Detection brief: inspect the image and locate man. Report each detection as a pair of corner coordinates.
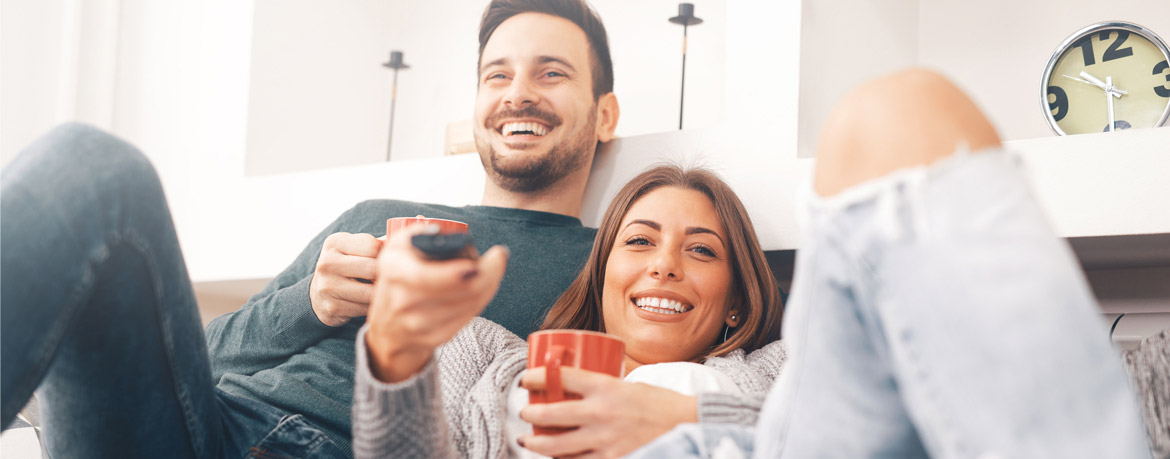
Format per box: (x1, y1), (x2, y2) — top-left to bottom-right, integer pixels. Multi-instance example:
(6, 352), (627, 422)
(0, 0), (617, 456)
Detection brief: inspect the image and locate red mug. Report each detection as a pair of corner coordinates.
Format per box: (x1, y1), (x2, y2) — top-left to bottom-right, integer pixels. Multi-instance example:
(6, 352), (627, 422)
(386, 216), (468, 237)
(526, 330), (625, 435)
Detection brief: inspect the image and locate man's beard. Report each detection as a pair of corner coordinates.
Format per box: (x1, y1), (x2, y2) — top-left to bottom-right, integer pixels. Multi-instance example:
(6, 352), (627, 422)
(476, 106), (597, 193)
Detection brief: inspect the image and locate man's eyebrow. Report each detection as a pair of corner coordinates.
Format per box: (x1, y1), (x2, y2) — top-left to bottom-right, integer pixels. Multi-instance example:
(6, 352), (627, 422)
(481, 57), (509, 73)
(536, 55), (576, 73)
(686, 226), (725, 245)
(480, 56), (575, 74)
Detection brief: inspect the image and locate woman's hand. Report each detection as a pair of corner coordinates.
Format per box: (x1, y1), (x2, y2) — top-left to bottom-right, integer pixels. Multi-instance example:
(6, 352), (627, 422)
(364, 224), (509, 383)
(518, 367), (698, 458)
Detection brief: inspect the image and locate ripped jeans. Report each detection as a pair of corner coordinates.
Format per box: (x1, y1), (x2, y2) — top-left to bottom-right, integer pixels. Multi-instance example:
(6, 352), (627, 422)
(629, 150), (1148, 458)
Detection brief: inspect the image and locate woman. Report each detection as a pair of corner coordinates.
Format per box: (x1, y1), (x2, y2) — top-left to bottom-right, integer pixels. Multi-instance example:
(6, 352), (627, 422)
(354, 165), (786, 458)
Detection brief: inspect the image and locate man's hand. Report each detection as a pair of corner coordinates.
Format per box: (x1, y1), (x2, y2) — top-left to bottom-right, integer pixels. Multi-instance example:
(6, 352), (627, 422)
(364, 224), (509, 383)
(310, 232), (383, 327)
(517, 367), (698, 458)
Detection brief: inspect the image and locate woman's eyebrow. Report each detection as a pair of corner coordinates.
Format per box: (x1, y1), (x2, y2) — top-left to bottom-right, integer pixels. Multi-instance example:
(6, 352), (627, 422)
(686, 226), (725, 245)
(626, 219), (660, 231)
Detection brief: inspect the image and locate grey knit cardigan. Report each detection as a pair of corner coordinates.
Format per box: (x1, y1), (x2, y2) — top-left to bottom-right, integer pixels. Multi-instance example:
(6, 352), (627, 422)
(352, 317), (787, 458)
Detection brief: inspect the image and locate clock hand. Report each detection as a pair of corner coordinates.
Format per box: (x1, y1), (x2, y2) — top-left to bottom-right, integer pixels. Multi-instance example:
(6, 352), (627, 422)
(1106, 76), (1116, 132)
(1079, 70), (1129, 96)
(1062, 74), (1125, 98)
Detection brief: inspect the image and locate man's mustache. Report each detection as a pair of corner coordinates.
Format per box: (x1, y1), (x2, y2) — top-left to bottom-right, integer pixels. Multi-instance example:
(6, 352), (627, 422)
(484, 106), (562, 130)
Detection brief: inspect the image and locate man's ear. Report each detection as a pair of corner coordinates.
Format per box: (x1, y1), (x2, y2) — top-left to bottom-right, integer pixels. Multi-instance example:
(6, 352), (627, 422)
(594, 92), (620, 143)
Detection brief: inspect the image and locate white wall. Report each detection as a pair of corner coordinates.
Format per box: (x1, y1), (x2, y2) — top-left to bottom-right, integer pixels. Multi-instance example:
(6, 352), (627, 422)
(2, 0), (68, 165)
(2, 0), (122, 166)
(244, 0), (728, 175)
(918, 0), (1170, 142)
(5, 0), (1169, 287)
(797, 0), (919, 158)
(794, 0), (1170, 157)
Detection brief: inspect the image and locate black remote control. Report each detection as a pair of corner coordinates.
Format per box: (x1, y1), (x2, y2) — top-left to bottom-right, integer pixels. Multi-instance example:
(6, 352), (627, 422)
(411, 233), (476, 260)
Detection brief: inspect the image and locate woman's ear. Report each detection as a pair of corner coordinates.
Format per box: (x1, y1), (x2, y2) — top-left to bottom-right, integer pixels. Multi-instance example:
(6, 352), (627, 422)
(725, 308), (741, 328)
(725, 290), (743, 328)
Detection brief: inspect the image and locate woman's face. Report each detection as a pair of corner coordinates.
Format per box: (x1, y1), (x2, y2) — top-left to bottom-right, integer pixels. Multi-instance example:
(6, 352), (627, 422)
(601, 186), (737, 370)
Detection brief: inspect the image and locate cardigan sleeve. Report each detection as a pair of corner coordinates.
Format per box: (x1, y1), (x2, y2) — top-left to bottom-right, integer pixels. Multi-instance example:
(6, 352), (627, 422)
(352, 318), (528, 459)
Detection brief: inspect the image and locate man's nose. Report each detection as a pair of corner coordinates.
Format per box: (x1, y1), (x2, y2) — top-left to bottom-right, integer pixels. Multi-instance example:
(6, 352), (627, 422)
(503, 75), (540, 107)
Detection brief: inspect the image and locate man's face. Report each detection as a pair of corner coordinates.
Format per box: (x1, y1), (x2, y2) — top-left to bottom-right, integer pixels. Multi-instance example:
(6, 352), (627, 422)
(474, 13), (602, 193)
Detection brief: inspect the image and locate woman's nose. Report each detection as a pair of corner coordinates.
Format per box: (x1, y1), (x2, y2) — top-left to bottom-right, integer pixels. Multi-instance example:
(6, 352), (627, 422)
(649, 251), (683, 281)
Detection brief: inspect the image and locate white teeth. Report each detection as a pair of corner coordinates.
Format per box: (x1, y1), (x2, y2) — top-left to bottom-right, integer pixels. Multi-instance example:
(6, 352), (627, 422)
(501, 122), (548, 137)
(634, 297), (688, 314)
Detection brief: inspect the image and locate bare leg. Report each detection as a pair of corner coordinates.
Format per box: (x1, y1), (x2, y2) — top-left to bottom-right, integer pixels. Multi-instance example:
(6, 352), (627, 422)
(770, 69), (1149, 457)
(813, 68), (1000, 197)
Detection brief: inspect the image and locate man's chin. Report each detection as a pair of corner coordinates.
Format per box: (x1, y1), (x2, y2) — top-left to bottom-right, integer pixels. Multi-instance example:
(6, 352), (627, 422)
(494, 137), (550, 153)
(489, 144), (553, 167)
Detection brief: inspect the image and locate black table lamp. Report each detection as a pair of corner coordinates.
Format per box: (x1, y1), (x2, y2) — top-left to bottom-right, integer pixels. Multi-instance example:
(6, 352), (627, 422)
(669, 3), (702, 130)
(382, 50), (410, 161)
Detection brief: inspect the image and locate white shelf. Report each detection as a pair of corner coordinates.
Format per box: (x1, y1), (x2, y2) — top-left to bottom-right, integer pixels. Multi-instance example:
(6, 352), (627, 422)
(797, 0), (1170, 157)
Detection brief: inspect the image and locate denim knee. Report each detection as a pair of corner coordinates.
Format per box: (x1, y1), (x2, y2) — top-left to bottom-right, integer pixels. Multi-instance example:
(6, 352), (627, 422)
(6, 123), (164, 210)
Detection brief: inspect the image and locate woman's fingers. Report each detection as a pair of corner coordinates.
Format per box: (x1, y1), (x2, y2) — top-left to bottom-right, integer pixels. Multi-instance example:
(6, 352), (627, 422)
(521, 367), (612, 394)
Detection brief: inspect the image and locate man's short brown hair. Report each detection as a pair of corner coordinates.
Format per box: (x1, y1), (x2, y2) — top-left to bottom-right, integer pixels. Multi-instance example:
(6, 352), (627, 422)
(478, 0), (614, 100)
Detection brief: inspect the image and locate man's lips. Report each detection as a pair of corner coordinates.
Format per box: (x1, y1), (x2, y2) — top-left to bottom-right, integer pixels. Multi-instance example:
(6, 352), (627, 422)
(497, 120), (552, 138)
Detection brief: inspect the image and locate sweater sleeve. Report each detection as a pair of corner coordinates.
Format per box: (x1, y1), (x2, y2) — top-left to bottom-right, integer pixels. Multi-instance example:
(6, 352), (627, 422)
(353, 326), (455, 459)
(204, 207), (351, 381)
(1121, 330), (1169, 458)
(352, 318), (528, 459)
(698, 339), (788, 425)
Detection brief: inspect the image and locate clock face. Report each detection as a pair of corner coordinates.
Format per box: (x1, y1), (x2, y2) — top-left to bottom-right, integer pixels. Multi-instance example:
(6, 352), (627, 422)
(1042, 22), (1170, 135)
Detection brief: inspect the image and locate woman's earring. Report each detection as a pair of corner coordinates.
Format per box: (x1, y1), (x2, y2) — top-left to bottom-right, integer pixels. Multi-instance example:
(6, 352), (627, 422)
(723, 314), (739, 342)
(723, 314), (740, 342)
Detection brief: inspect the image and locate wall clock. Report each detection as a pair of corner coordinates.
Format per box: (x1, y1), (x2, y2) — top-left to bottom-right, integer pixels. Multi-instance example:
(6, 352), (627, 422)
(1041, 21), (1170, 135)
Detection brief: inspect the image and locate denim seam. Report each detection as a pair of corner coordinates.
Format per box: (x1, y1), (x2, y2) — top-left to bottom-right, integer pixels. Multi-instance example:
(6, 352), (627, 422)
(773, 245), (822, 457)
(249, 414), (327, 457)
(885, 291), (967, 457)
(123, 228), (210, 458)
(862, 204), (968, 458)
(4, 239), (104, 423)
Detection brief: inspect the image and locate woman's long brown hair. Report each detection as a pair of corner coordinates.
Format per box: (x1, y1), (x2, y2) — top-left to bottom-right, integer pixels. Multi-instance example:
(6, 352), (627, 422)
(539, 165), (783, 357)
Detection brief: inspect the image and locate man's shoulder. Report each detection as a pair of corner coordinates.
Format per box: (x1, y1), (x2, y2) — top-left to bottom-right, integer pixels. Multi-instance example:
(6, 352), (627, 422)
(322, 200), (466, 235)
(344, 199), (466, 220)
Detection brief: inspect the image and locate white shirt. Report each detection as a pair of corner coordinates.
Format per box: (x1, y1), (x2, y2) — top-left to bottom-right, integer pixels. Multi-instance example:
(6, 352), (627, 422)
(505, 362), (742, 458)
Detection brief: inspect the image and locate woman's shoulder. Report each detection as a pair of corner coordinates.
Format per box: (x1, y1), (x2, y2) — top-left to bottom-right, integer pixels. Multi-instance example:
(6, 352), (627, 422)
(706, 339), (788, 366)
(701, 340), (788, 396)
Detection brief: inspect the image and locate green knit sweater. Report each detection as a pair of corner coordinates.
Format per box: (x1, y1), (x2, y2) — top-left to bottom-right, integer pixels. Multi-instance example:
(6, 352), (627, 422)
(204, 200), (597, 455)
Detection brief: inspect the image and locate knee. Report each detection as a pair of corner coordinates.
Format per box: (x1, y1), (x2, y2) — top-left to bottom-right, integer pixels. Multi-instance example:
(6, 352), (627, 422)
(40, 123), (153, 174)
(6, 123), (162, 203)
(813, 68), (1001, 196)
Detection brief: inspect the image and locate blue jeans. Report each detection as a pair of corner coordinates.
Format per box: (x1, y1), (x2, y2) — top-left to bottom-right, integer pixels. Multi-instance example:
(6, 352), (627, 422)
(629, 150), (1149, 458)
(1, 124), (344, 458)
